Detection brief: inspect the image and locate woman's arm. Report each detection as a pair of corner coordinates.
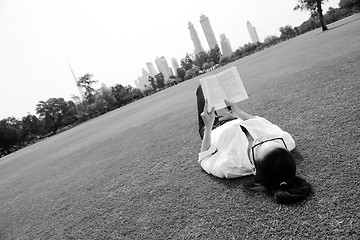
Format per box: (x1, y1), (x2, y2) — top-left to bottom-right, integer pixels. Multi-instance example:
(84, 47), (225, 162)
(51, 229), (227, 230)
(224, 100), (254, 121)
(201, 126), (212, 152)
(200, 100), (216, 152)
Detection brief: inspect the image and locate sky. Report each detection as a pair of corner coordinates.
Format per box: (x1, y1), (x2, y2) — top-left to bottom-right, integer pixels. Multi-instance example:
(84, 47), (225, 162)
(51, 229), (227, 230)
(0, 0), (340, 119)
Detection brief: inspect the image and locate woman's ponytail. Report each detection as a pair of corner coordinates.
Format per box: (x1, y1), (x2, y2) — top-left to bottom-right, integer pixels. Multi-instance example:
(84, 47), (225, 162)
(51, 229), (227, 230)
(274, 176), (312, 204)
(255, 148), (312, 204)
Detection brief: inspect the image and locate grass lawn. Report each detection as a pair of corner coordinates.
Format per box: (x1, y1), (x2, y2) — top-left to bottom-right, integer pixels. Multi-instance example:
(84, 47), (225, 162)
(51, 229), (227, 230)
(1, 14), (359, 239)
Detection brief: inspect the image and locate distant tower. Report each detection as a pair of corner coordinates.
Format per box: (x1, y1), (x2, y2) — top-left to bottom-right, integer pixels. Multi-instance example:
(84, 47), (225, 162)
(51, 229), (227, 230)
(188, 22), (204, 55)
(200, 14), (218, 50)
(219, 34), (233, 57)
(171, 58), (180, 76)
(155, 56), (172, 80)
(134, 78), (140, 89)
(134, 68), (151, 91)
(146, 62), (158, 77)
(67, 61), (85, 101)
(246, 21), (260, 43)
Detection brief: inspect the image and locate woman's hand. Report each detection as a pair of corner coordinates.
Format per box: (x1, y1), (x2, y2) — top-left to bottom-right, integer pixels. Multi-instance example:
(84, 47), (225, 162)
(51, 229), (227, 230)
(224, 100), (254, 120)
(224, 100), (241, 116)
(201, 99), (215, 129)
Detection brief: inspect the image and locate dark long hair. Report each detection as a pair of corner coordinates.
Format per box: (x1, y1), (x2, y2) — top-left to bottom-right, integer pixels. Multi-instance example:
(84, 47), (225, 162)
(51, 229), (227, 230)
(254, 148), (312, 204)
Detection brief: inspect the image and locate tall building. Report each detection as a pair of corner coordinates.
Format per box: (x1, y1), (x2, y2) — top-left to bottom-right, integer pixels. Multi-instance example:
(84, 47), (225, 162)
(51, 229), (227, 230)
(134, 68), (151, 91)
(219, 34), (233, 57)
(169, 67), (174, 77)
(171, 58), (180, 76)
(200, 14), (218, 50)
(134, 78), (140, 89)
(67, 61), (85, 101)
(188, 22), (204, 55)
(155, 56), (172, 80)
(146, 62), (158, 77)
(246, 21), (260, 43)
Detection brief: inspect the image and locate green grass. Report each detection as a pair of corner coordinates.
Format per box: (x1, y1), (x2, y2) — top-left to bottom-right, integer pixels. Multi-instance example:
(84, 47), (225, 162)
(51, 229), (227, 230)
(1, 14), (360, 239)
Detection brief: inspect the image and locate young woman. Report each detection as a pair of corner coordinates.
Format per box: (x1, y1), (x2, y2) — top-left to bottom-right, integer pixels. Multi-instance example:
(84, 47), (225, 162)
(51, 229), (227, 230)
(196, 85), (311, 204)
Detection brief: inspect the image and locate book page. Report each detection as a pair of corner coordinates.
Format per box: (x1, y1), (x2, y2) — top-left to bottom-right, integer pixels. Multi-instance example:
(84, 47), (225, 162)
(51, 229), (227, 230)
(216, 66), (248, 103)
(200, 76), (226, 112)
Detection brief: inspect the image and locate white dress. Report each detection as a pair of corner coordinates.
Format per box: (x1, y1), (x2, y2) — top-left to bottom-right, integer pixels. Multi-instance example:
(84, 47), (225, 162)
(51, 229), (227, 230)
(198, 116), (296, 178)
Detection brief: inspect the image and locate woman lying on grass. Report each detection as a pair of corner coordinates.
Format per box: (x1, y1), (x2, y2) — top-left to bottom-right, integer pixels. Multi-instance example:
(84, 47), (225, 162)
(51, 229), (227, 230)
(196, 86), (311, 204)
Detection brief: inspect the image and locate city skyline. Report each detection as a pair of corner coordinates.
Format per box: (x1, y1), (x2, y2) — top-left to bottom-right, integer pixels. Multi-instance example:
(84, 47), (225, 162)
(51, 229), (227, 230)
(0, 0), (341, 119)
(155, 56), (172, 81)
(134, 68), (151, 91)
(138, 14), (253, 87)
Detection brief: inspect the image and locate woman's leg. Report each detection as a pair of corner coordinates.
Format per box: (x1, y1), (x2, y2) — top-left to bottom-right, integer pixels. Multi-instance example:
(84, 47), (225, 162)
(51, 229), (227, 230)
(196, 85), (206, 139)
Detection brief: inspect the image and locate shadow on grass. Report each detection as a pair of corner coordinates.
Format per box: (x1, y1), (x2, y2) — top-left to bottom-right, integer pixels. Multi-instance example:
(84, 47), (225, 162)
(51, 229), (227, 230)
(314, 14), (360, 35)
(291, 148), (305, 166)
(209, 174), (255, 188)
(203, 148), (304, 188)
(328, 14), (360, 31)
(200, 148), (307, 202)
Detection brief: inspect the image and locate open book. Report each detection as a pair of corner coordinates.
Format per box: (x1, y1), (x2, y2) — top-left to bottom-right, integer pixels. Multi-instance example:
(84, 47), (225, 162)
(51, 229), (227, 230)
(200, 66), (248, 112)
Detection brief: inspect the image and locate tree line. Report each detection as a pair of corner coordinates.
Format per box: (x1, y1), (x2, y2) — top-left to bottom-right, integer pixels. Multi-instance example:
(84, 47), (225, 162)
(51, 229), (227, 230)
(179, 1), (358, 80)
(0, 0), (358, 157)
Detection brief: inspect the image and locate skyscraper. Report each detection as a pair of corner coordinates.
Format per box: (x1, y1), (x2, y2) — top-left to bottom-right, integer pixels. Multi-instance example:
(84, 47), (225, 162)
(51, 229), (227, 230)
(155, 56), (172, 80)
(219, 34), (233, 57)
(246, 21), (260, 43)
(200, 14), (218, 50)
(134, 68), (151, 91)
(188, 22), (204, 55)
(67, 61), (85, 101)
(146, 62), (158, 77)
(171, 58), (180, 76)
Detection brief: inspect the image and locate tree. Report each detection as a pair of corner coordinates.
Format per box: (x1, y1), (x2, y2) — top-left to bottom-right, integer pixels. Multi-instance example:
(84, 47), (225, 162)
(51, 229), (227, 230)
(63, 100), (78, 125)
(154, 73), (165, 89)
(77, 73), (98, 104)
(166, 75), (176, 86)
(298, 17), (319, 33)
(279, 25), (297, 39)
(36, 98), (74, 135)
(241, 42), (259, 55)
(202, 62), (211, 70)
(176, 68), (186, 81)
(142, 88), (153, 96)
(209, 45), (221, 64)
(111, 84), (130, 107)
(86, 103), (98, 117)
(219, 56), (230, 66)
(184, 66), (199, 80)
(294, 0), (328, 31)
(93, 97), (108, 115)
(148, 76), (157, 90)
(70, 95), (88, 122)
(324, 7), (345, 24)
(131, 88), (144, 100)
(180, 54), (194, 71)
(231, 48), (245, 60)
(194, 51), (209, 69)
(22, 114), (42, 141)
(0, 117), (22, 154)
(263, 35), (280, 46)
(125, 85), (133, 93)
(339, 0), (360, 11)
(98, 85), (117, 110)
